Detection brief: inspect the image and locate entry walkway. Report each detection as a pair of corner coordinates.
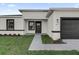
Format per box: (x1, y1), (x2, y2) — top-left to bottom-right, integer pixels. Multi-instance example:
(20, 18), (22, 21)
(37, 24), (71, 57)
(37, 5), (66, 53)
(29, 34), (44, 50)
(29, 34), (79, 50)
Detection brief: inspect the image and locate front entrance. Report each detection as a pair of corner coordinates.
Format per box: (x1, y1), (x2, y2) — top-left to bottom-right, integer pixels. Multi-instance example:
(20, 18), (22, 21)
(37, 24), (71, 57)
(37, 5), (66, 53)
(35, 21), (41, 33)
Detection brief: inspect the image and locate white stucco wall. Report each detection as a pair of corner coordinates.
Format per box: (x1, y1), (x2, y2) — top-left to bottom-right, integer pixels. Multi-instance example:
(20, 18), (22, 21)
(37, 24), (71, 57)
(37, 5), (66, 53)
(0, 11), (48, 35)
(48, 10), (79, 40)
(22, 12), (48, 19)
(47, 13), (54, 38)
(53, 10), (79, 31)
(0, 17), (24, 35)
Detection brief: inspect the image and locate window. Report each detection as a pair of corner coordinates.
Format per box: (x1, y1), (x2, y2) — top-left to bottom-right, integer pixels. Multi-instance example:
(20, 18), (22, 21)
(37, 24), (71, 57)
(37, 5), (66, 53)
(28, 21), (35, 30)
(6, 19), (14, 30)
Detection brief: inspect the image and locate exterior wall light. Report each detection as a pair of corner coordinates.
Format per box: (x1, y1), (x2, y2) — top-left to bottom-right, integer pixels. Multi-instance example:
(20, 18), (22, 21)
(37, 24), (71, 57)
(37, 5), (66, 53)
(57, 19), (59, 23)
(56, 19), (59, 25)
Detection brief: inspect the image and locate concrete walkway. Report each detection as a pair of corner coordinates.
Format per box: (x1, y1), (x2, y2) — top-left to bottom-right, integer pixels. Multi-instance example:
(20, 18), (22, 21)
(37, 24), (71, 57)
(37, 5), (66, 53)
(29, 34), (79, 50)
(29, 34), (44, 50)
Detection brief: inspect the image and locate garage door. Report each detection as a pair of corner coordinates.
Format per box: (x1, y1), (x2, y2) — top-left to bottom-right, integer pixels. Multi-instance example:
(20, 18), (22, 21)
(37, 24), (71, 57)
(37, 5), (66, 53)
(61, 18), (79, 39)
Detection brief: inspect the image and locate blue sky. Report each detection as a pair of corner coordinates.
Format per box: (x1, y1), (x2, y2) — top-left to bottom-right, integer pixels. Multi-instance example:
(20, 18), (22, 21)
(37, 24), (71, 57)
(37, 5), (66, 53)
(0, 3), (79, 15)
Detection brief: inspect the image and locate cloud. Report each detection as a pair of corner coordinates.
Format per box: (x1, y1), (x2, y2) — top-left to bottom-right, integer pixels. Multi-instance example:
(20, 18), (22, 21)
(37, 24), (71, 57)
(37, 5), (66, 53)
(0, 3), (19, 15)
(0, 3), (16, 7)
(0, 3), (6, 6)
(7, 4), (16, 7)
(0, 9), (21, 15)
(74, 4), (79, 8)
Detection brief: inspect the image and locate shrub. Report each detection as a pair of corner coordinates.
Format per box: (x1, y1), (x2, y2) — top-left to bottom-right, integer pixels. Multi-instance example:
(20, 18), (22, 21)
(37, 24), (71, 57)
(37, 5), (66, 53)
(4, 34), (7, 36)
(13, 34), (17, 36)
(0, 34), (2, 36)
(18, 34), (20, 36)
(9, 34), (11, 36)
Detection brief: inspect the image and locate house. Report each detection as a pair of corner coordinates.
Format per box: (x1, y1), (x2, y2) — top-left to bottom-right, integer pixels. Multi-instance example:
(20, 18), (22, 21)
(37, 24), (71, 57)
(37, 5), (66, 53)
(1, 8), (79, 41)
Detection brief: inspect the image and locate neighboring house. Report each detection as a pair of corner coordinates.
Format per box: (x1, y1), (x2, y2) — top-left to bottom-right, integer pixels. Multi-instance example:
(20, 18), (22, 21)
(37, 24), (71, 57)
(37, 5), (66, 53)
(1, 8), (79, 41)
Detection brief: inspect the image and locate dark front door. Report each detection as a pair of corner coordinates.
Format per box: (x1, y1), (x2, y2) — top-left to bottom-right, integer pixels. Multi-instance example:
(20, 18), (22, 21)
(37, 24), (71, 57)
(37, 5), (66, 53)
(61, 18), (79, 39)
(35, 21), (41, 33)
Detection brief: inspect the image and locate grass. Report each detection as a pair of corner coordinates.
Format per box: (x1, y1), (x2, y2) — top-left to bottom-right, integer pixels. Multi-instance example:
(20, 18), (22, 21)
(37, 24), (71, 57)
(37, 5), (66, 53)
(41, 35), (53, 44)
(27, 50), (79, 55)
(0, 35), (34, 55)
(0, 35), (79, 55)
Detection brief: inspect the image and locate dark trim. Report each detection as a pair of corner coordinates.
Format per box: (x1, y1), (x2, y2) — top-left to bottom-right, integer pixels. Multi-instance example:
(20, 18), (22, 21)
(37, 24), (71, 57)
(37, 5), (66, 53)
(61, 17), (79, 19)
(0, 15), (22, 16)
(0, 15), (22, 18)
(19, 9), (48, 12)
(60, 17), (62, 40)
(52, 31), (60, 33)
(0, 30), (24, 31)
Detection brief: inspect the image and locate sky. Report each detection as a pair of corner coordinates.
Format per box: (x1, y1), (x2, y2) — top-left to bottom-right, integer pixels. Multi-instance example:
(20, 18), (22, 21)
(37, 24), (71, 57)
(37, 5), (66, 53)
(0, 3), (79, 15)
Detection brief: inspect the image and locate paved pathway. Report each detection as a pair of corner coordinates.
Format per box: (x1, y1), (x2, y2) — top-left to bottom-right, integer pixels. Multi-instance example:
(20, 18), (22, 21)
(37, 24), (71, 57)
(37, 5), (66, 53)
(29, 34), (44, 50)
(29, 34), (79, 50)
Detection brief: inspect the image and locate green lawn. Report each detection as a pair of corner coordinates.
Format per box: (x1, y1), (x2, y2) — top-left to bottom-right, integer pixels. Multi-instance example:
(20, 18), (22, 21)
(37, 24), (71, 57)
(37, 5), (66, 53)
(0, 35), (34, 55)
(27, 50), (79, 55)
(41, 35), (53, 44)
(0, 35), (79, 55)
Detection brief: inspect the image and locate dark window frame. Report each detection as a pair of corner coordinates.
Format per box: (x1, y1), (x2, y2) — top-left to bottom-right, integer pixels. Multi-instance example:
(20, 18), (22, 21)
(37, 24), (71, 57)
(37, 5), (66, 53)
(6, 19), (14, 31)
(28, 21), (35, 30)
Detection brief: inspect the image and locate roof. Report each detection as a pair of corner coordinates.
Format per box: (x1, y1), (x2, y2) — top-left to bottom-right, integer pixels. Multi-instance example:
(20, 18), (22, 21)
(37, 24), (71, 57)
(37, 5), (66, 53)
(0, 15), (22, 18)
(19, 9), (48, 12)
(1, 8), (79, 18)
(50, 8), (79, 11)
(46, 8), (79, 18)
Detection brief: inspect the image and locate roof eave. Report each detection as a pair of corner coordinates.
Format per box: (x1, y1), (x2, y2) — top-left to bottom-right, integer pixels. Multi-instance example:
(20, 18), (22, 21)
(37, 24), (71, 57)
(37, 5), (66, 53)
(0, 15), (22, 18)
(19, 9), (48, 12)
(50, 8), (79, 11)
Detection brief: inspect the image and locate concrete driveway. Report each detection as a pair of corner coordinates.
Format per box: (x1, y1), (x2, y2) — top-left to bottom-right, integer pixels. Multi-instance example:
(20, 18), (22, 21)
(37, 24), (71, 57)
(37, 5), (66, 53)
(42, 39), (79, 50)
(29, 34), (79, 50)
